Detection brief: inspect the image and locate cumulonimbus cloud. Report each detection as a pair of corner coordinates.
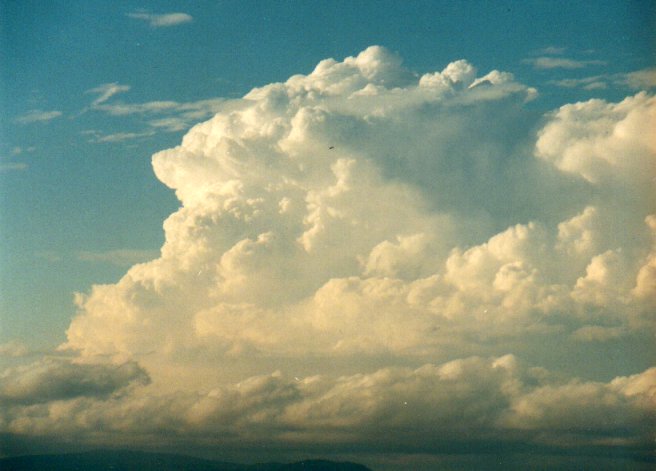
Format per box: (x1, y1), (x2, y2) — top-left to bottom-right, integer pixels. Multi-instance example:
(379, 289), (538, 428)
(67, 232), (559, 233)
(4, 46), (655, 462)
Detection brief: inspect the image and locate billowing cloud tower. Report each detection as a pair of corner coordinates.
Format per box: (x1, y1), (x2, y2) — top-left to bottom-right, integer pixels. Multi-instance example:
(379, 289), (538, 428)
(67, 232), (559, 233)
(4, 47), (655, 462)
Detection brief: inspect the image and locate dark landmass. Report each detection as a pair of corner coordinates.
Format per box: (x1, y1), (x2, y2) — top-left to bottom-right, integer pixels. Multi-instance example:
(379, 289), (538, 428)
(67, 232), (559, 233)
(0, 449), (373, 471)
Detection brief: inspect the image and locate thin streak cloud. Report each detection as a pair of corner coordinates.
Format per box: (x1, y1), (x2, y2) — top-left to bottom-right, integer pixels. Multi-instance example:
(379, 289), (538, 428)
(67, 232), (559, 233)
(524, 57), (606, 70)
(127, 11), (193, 28)
(86, 83), (131, 106)
(15, 109), (62, 124)
(0, 162), (28, 172)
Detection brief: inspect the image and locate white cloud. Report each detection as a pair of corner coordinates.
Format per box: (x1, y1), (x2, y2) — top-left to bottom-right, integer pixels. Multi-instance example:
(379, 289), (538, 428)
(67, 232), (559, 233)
(624, 68), (656, 89)
(524, 57), (606, 69)
(61, 46), (654, 364)
(551, 76), (608, 90)
(534, 46), (567, 55)
(6, 46), (656, 462)
(535, 92), (656, 186)
(550, 68), (656, 91)
(93, 100), (179, 115)
(128, 11), (193, 27)
(94, 97), (225, 118)
(86, 82), (131, 106)
(86, 95), (226, 139)
(94, 131), (155, 143)
(15, 109), (62, 124)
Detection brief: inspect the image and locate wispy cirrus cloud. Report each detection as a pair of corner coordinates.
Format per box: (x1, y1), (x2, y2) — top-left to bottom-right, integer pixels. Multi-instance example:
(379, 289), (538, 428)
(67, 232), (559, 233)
(523, 56), (606, 70)
(84, 89), (227, 138)
(550, 68), (656, 91)
(86, 82), (131, 106)
(15, 109), (62, 124)
(127, 11), (193, 27)
(93, 100), (179, 116)
(0, 162), (28, 172)
(82, 130), (156, 143)
(93, 98), (225, 118)
(624, 68), (656, 89)
(550, 75), (608, 90)
(534, 46), (567, 55)
(10, 146), (36, 156)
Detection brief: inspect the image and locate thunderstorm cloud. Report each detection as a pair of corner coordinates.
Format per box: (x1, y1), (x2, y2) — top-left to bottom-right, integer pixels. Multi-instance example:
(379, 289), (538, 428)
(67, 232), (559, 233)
(3, 46), (654, 462)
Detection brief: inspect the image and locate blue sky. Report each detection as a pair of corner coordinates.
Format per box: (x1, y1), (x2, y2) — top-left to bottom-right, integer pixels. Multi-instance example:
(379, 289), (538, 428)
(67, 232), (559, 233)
(1, 1), (655, 468)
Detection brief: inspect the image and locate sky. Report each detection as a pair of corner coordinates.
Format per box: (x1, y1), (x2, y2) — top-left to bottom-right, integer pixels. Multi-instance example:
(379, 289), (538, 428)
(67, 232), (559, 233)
(0, 1), (655, 469)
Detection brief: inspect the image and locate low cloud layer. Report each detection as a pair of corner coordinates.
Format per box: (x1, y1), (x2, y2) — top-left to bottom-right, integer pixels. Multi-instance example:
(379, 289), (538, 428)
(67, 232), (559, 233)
(3, 46), (654, 463)
(1, 356), (653, 459)
(0, 358), (149, 405)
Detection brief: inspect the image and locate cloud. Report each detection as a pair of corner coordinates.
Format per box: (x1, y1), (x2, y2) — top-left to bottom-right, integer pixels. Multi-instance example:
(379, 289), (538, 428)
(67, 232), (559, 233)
(10, 146), (35, 156)
(624, 68), (656, 89)
(550, 68), (656, 91)
(0, 162), (28, 172)
(15, 109), (62, 124)
(551, 76), (608, 90)
(64, 46), (654, 365)
(0, 340), (31, 358)
(94, 97), (225, 118)
(93, 131), (155, 143)
(85, 93), (226, 139)
(1, 356), (653, 460)
(534, 46), (567, 55)
(86, 82), (131, 106)
(5, 46), (655, 463)
(0, 358), (149, 405)
(524, 57), (606, 69)
(535, 92), (655, 187)
(127, 11), (193, 27)
(92, 100), (179, 115)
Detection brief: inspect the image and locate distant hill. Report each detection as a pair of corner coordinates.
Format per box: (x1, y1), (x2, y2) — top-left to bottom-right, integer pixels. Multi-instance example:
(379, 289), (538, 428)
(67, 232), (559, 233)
(0, 450), (373, 471)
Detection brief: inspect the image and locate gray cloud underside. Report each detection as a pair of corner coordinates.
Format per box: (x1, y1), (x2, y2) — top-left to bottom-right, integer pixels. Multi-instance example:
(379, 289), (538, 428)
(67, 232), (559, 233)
(1, 356), (653, 459)
(0, 358), (149, 405)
